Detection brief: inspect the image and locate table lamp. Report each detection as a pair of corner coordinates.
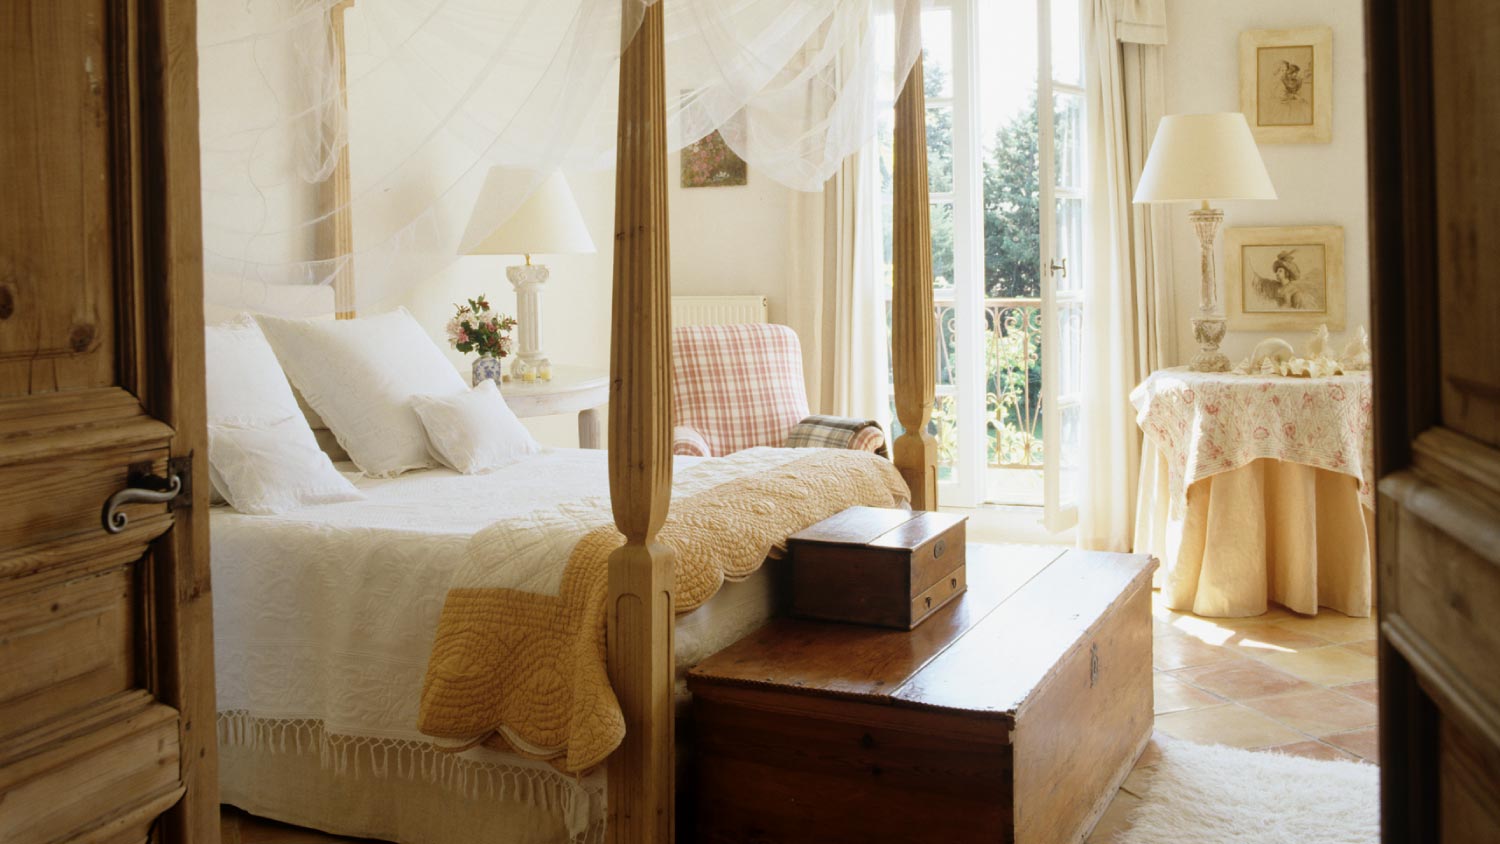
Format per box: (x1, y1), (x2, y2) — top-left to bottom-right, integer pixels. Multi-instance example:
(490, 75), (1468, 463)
(1134, 113), (1276, 372)
(461, 169), (596, 379)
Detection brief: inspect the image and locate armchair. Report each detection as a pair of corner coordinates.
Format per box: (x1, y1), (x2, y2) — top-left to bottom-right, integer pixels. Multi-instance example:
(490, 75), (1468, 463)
(670, 324), (887, 458)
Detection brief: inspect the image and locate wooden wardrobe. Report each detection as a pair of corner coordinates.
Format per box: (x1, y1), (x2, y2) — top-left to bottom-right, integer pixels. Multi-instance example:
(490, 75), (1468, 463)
(1366, 0), (1500, 840)
(0, 1), (217, 842)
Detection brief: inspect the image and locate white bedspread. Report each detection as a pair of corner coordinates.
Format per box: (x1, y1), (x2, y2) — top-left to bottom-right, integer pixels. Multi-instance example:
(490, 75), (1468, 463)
(211, 447), (801, 744)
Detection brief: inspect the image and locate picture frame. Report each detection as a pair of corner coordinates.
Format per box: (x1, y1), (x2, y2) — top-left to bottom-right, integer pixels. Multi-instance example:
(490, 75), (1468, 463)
(1239, 27), (1333, 144)
(680, 101), (748, 188)
(1224, 225), (1346, 331)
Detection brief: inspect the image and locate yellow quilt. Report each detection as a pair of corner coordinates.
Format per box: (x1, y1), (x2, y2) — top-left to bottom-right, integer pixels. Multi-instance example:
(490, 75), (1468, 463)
(417, 448), (908, 773)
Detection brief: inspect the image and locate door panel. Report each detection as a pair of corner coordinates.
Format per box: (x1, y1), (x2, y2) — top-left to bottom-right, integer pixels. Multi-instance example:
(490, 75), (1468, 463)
(1368, 0), (1500, 839)
(1432, 0), (1500, 449)
(0, 1), (118, 396)
(0, 0), (215, 841)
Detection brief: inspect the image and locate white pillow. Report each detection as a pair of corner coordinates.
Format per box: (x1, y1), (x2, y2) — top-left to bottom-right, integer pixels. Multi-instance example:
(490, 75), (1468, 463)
(411, 379), (541, 474)
(205, 315), (302, 426)
(208, 419), (363, 515)
(256, 308), (468, 477)
(204, 317), (362, 513)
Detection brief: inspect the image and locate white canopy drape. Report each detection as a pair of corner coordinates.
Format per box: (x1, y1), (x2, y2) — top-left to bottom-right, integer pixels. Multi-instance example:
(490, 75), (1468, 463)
(197, 0), (920, 314)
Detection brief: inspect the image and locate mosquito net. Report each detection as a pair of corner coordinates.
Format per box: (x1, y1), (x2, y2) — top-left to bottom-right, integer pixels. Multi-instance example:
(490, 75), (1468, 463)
(198, 0), (921, 314)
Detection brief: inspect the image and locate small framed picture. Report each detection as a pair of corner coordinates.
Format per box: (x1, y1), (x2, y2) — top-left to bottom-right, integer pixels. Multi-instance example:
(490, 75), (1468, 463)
(1225, 226), (1346, 331)
(681, 98), (748, 188)
(1239, 27), (1333, 144)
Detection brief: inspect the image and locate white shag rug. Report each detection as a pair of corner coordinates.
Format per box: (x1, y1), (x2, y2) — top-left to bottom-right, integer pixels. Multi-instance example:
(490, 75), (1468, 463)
(1117, 739), (1379, 844)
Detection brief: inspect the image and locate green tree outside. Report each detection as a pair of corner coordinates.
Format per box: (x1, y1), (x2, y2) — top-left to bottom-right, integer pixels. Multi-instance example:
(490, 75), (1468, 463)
(889, 58), (1048, 473)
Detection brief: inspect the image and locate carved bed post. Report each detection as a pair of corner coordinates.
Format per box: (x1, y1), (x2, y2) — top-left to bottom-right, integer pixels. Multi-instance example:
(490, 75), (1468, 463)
(605, 1), (675, 842)
(891, 8), (938, 510)
(321, 0), (356, 318)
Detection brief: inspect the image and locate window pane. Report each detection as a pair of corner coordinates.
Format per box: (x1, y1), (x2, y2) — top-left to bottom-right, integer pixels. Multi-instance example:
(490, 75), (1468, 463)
(1060, 302), (1082, 396)
(930, 201), (955, 290)
(927, 105), (954, 193)
(1053, 91), (1084, 193)
(1050, 0), (1082, 87)
(1055, 196), (1083, 293)
(921, 10), (954, 99)
(985, 302), (1043, 468)
(935, 299), (959, 387)
(1058, 401), (1080, 503)
(983, 96), (1041, 299)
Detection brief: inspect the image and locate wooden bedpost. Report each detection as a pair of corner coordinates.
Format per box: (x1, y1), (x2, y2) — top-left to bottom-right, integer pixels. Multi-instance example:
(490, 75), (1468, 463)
(321, 0), (357, 318)
(606, 2), (676, 842)
(891, 9), (938, 510)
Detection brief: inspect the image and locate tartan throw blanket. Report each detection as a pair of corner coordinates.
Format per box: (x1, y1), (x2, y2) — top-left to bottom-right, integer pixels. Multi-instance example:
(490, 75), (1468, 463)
(417, 448), (909, 773)
(785, 414), (888, 457)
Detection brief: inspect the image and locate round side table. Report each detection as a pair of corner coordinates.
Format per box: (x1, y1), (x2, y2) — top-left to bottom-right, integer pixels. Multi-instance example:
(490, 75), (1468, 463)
(498, 365), (609, 449)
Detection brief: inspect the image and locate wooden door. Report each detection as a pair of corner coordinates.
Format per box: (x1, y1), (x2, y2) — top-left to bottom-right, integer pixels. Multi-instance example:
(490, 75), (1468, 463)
(0, 1), (217, 842)
(1366, 0), (1500, 840)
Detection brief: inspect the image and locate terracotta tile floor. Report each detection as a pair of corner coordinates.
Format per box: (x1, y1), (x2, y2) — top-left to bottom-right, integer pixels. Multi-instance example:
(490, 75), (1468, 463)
(223, 590), (1380, 844)
(1086, 591), (1379, 844)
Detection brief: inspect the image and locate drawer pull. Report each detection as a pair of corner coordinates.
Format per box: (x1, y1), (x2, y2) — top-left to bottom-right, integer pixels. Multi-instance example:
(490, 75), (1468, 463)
(933, 539), (947, 559)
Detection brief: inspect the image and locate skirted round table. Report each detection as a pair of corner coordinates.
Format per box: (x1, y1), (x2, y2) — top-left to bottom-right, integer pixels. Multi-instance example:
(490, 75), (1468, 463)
(1130, 367), (1374, 618)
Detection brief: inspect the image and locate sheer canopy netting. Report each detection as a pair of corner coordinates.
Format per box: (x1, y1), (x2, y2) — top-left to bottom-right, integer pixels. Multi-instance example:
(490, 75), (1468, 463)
(198, 0), (920, 314)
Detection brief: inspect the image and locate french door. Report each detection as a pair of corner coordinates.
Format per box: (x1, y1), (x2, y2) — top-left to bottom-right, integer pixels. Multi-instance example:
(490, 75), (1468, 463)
(1036, 0), (1085, 531)
(880, 0), (1085, 528)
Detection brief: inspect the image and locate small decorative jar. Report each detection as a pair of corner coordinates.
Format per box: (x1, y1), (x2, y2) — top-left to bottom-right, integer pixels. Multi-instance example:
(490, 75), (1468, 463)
(471, 355), (505, 387)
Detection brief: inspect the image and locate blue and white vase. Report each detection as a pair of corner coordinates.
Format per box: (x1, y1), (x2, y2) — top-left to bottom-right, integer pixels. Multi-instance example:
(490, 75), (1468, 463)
(471, 356), (505, 386)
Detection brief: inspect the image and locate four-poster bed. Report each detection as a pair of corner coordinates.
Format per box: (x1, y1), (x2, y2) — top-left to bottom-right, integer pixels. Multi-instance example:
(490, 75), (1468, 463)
(602, 2), (939, 836)
(231, 1), (940, 840)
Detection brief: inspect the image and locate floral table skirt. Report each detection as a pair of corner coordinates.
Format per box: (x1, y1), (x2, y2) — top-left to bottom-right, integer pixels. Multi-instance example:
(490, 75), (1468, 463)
(1134, 442), (1373, 618)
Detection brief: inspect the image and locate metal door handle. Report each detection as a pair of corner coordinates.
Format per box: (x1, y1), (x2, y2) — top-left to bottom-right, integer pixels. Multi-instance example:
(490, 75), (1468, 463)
(1049, 257), (1067, 278)
(103, 470), (183, 534)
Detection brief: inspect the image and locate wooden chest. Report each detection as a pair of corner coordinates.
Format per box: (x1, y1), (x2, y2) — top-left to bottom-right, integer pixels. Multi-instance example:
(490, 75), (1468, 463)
(687, 545), (1157, 844)
(788, 507), (967, 629)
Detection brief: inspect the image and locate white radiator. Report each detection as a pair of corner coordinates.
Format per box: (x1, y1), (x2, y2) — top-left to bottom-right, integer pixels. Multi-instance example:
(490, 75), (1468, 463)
(670, 295), (769, 327)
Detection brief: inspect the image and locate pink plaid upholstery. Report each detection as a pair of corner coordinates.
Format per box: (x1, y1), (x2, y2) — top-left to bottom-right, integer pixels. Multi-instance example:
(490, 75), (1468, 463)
(671, 324), (811, 458)
(672, 425), (711, 458)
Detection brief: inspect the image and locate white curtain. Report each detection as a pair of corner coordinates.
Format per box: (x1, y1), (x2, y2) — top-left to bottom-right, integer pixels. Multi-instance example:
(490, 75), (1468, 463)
(1079, 0), (1173, 551)
(817, 144), (889, 427)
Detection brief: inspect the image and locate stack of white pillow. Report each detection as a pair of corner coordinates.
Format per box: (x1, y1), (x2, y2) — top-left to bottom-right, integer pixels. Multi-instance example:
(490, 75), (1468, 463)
(205, 307), (539, 514)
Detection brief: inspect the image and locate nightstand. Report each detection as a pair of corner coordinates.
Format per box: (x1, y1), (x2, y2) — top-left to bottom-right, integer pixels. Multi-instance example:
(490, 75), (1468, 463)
(498, 365), (609, 449)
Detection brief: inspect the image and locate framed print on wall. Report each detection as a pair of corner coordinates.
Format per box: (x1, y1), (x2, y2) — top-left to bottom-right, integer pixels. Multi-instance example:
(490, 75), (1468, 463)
(1239, 27), (1333, 143)
(1225, 225), (1346, 331)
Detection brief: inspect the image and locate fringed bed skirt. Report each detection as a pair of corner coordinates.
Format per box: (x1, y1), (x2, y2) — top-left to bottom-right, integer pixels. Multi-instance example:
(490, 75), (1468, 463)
(217, 712), (605, 844)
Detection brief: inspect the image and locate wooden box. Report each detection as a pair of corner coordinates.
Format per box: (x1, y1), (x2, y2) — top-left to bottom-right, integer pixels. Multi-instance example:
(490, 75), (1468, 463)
(788, 506), (967, 629)
(688, 545), (1157, 844)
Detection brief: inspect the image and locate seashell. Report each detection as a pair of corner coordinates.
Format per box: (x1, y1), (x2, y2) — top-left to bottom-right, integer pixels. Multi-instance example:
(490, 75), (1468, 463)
(1341, 326), (1371, 371)
(1304, 324), (1330, 359)
(1249, 338), (1295, 372)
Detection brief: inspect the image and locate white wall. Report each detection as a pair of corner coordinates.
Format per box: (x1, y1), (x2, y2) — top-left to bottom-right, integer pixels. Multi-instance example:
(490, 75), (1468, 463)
(1162, 0), (1370, 364)
(399, 155), (818, 446)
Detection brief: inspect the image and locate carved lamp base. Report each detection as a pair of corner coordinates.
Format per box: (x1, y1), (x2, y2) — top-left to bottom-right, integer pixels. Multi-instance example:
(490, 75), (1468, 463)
(1190, 315), (1231, 372)
(506, 261), (551, 378)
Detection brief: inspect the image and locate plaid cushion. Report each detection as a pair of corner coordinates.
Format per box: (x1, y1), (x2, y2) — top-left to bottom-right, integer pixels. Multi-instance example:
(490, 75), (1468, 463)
(785, 415), (889, 458)
(673, 425), (711, 457)
(671, 324), (811, 457)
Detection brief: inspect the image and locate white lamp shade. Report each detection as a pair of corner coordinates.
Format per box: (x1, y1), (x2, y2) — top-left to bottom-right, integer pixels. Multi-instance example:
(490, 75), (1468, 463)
(462, 169), (596, 256)
(1133, 113), (1277, 204)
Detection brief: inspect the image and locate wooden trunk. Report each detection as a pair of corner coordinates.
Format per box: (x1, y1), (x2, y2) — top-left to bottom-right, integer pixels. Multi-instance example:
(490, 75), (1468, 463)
(788, 507), (967, 629)
(688, 545), (1155, 844)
